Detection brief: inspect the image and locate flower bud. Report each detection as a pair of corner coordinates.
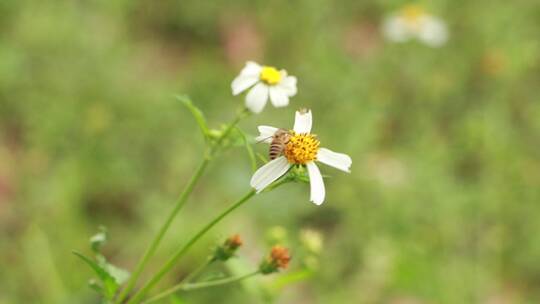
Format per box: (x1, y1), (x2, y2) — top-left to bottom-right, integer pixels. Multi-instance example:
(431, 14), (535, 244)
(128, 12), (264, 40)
(212, 234), (243, 262)
(259, 245), (291, 274)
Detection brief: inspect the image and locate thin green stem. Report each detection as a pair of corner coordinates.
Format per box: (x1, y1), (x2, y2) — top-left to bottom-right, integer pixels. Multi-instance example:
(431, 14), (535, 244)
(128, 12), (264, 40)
(181, 271), (259, 291)
(141, 259), (213, 304)
(210, 108), (249, 153)
(115, 158), (209, 303)
(143, 271), (260, 303)
(126, 190), (257, 304)
(181, 258), (213, 284)
(237, 127), (258, 172)
(115, 108), (248, 303)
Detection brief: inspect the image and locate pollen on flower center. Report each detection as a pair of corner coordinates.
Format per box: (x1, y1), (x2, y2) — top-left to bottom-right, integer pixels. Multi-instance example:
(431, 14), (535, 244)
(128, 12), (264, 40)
(260, 66), (282, 85)
(401, 5), (425, 25)
(284, 132), (320, 164)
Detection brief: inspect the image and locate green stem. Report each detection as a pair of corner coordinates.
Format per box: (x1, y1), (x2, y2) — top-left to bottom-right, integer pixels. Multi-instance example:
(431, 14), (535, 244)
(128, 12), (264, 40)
(143, 271), (259, 303)
(182, 258), (213, 284)
(115, 158), (209, 303)
(210, 108), (249, 152)
(141, 259), (213, 304)
(181, 271), (259, 291)
(115, 108), (247, 303)
(126, 190), (257, 304)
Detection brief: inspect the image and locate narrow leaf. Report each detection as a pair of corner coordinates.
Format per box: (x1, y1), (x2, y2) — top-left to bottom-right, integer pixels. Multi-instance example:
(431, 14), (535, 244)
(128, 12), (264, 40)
(72, 251), (110, 281)
(72, 251), (119, 299)
(176, 95), (209, 140)
(104, 263), (130, 285)
(96, 254), (131, 285)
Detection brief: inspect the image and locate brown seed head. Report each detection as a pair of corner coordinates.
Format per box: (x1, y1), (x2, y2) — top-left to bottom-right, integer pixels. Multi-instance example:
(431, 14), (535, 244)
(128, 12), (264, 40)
(226, 234), (243, 249)
(270, 245), (291, 269)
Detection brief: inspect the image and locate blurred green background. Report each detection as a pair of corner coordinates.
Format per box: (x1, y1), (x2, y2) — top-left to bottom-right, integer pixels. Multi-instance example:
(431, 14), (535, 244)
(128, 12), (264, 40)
(1, 1), (540, 303)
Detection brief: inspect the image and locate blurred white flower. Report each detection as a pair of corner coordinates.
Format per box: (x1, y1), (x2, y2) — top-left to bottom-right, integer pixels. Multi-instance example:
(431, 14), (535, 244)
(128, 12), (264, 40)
(250, 109), (352, 205)
(382, 5), (448, 47)
(231, 61), (297, 113)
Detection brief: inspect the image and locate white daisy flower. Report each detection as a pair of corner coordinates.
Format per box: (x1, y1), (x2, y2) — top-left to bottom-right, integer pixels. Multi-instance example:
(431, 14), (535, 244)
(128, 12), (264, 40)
(231, 61), (297, 113)
(250, 109), (352, 205)
(382, 5), (448, 47)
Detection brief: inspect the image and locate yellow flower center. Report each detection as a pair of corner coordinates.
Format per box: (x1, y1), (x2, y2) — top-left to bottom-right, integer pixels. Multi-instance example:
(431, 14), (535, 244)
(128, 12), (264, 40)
(284, 132), (320, 164)
(259, 66), (282, 85)
(401, 5), (425, 27)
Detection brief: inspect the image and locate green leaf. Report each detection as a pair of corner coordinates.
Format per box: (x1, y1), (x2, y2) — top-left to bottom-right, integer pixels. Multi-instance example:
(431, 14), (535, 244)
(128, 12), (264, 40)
(177, 95), (209, 140)
(72, 251), (119, 299)
(96, 254), (131, 285)
(73, 251), (111, 281)
(226, 127), (246, 147)
(88, 279), (103, 294)
(104, 262), (130, 285)
(211, 124), (243, 148)
(90, 226), (108, 253)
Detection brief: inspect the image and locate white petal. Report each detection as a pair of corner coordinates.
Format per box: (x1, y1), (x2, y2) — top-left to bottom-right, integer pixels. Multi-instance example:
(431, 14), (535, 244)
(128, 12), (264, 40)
(250, 156), (291, 193)
(269, 86), (289, 108)
(239, 61), (262, 77)
(382, 16), (411, 43)
(293, 109), (312, 134)
(245, 83), (269, 113)
(256, 125), (278, 143)
(231, 76), (259, 95)
(232, 62), (263, 95)
(317, 147), (352, 173)
(307, 162), (325, 205)
(278, 75), (297, 96)
(418, 16), (448, 47)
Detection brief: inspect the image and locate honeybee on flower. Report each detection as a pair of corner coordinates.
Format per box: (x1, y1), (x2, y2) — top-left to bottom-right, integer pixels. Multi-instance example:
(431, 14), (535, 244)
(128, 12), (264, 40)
(382, 4), (449, 47)
(231, 61), (297, 113)
(251, 109), (352, 205)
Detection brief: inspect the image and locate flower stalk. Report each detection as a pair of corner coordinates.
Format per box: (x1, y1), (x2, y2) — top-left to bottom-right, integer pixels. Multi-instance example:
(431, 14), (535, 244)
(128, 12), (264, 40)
(142, 271), (260, 304)
(115, 159), (209, 303)
(127, 178), (289, 303)
(126, 190), (256, 304)
(115, 107), (249, 304)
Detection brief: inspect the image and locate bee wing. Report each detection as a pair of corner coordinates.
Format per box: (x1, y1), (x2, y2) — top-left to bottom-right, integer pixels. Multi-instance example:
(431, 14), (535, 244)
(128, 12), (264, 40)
(256, 135), (274, 144)
(256, 126), (279, 143)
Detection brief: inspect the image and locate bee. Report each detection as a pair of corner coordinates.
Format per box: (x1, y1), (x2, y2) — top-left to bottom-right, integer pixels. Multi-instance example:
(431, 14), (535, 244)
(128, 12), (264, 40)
(268, 129), (292, 160)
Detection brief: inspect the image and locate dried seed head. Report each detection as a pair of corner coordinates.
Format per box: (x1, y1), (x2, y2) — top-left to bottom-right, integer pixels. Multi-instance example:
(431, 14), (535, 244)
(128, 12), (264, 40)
(212, 234), (243, 261)
(259, 245), (291, 274)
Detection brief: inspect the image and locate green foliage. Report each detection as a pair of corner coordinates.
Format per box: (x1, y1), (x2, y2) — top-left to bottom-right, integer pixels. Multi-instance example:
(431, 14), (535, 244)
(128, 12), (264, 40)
(177, 95), (210, 142)
(90, 226), (108, 253)
(73, 228), (130, 302)
(72, 251), (119, 302)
